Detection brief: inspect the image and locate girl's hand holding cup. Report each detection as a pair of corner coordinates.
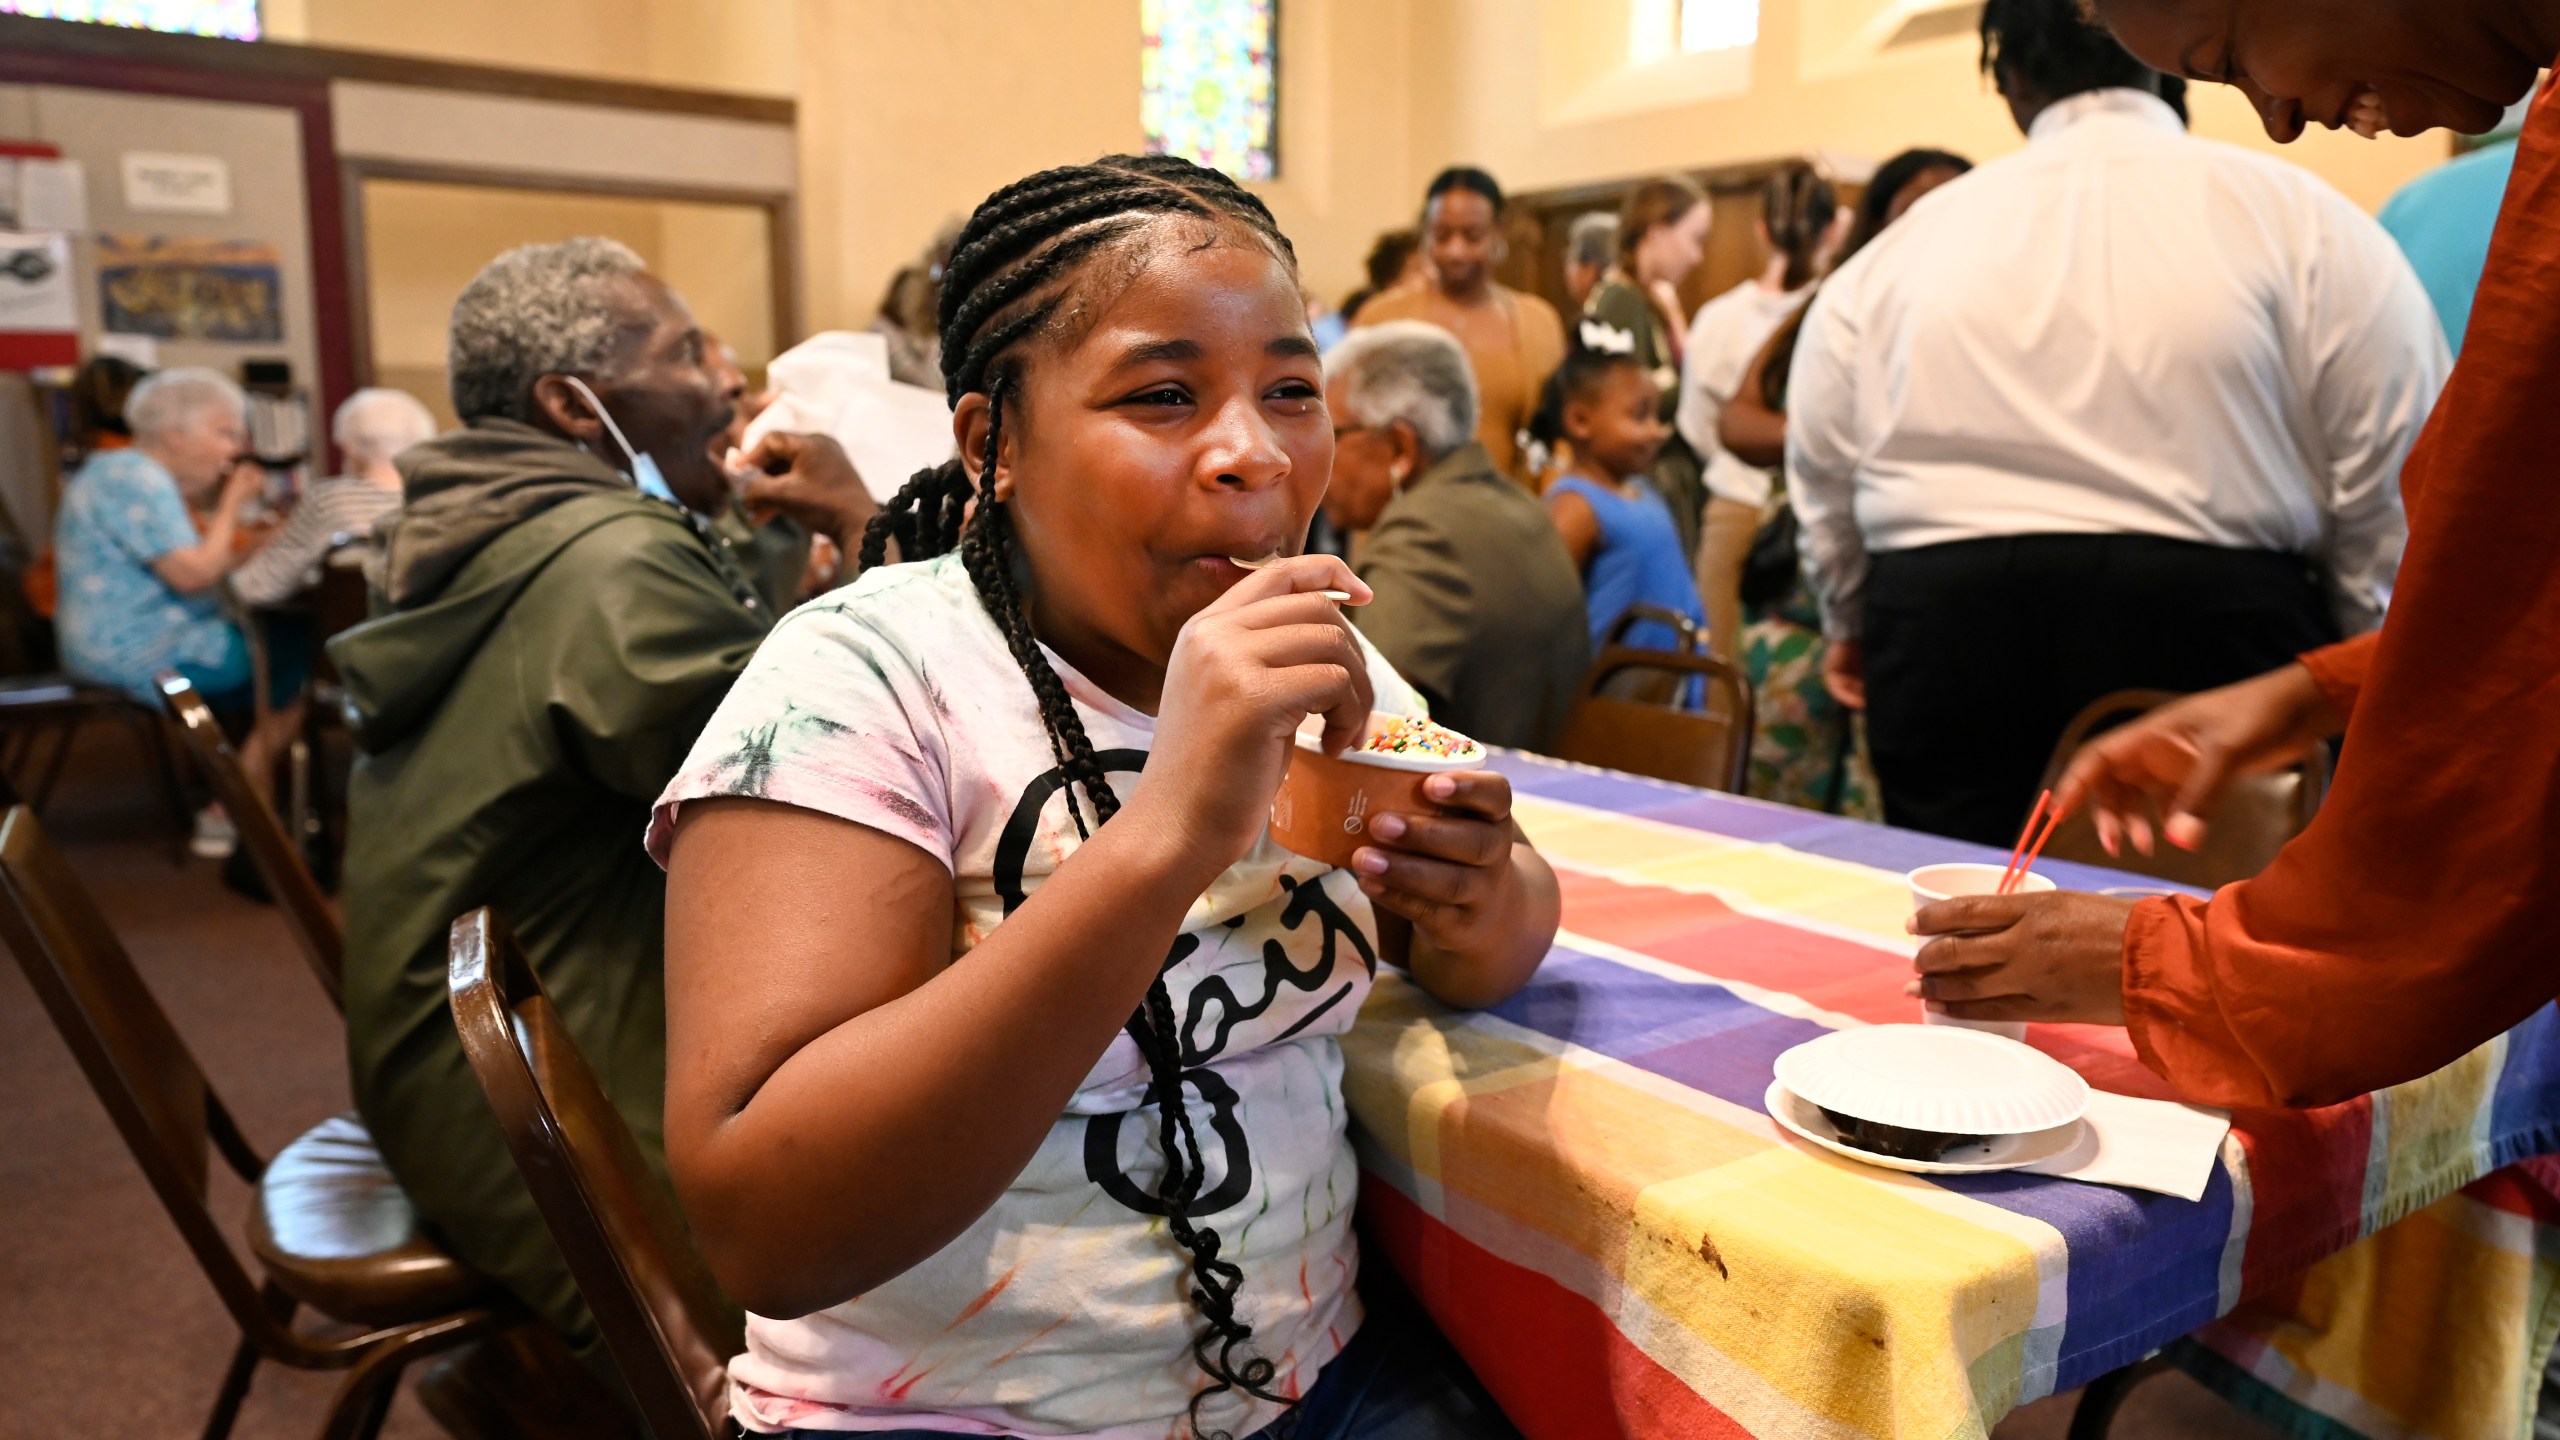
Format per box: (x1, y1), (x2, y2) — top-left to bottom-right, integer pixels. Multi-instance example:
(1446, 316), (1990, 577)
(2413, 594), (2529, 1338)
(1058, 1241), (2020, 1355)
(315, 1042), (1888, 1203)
(1139, 555), (1375, 880)
(1353, 769), (1526, 959)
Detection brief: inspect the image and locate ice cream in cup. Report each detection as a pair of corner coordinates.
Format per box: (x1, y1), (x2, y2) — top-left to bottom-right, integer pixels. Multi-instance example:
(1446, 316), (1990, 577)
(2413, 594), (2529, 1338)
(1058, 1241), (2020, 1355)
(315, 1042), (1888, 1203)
(1268, 712), (1485, 869)
(1905, 862), (2058, 1041)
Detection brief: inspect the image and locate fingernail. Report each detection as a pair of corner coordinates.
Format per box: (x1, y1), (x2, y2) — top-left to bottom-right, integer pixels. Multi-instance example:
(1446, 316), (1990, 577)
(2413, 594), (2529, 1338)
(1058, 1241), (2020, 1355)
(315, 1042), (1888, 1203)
(1425, 775), (1456, 800)
(1902, 981), (1921, 997)
(1371, 813), (1407, 840)
(1353, 849), (1390, 875)
(1904, 915), (1920, 934)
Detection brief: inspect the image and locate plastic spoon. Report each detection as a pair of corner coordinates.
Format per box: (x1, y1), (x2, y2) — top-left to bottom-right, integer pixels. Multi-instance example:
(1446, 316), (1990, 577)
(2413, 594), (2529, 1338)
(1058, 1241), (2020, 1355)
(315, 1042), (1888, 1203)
(1233, 553), (1352, 603)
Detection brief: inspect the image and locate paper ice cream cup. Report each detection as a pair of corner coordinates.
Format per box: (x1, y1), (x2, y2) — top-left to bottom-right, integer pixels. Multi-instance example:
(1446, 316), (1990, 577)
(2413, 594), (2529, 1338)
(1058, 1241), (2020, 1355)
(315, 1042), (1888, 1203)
(1906, 862), (2058, 1041)
(1268, 713), (1484, 869)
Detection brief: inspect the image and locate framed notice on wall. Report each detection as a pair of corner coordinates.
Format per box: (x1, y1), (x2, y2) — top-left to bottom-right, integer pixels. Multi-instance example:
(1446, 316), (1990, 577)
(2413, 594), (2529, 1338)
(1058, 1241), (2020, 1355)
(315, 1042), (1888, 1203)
(96, 233), (284, 342)
(0, 229), (77, 368)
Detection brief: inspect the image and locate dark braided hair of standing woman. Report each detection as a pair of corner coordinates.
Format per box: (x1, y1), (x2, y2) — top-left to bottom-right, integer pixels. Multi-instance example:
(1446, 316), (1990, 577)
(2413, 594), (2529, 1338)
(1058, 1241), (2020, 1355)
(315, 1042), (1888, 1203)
(854, 154), (1300, 1438)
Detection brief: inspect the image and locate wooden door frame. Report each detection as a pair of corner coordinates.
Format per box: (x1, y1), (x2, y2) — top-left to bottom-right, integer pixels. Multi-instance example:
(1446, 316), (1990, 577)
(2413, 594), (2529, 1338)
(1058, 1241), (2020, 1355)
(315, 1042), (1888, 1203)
(0, 44), (355, 467)
(338, 157), (802, 394)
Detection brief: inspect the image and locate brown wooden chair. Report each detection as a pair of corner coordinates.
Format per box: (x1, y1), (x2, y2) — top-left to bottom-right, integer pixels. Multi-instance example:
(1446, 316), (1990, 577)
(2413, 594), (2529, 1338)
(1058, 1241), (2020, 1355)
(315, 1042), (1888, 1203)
(157, 671), (344, 1009)
(449, 908), (743, 1440)
(0, 671), (192, 853)
(2033, 689), (2330, 890)
(1549, 645), (1756, 793)
(1599, 602), (1703, 654)
(0, 805), (508, 1440)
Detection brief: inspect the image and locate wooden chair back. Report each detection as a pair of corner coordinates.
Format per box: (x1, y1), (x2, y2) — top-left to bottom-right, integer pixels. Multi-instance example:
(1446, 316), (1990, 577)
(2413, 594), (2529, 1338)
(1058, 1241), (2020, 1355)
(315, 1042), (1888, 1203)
(1599, 603), (1702, 654)
(448, 908), (741, 1440)
(1550, 645), (1756, 793)
(312, 549), (373, 688)
(2035, 689), (2330, 890)
(0, 805), (280, 1338)
(156, 672), (344, 1009)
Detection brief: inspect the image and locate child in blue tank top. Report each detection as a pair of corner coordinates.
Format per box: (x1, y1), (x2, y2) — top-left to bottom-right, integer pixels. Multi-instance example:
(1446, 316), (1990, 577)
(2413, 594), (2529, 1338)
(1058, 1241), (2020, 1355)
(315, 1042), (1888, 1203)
(1538, 351), (1708, 653)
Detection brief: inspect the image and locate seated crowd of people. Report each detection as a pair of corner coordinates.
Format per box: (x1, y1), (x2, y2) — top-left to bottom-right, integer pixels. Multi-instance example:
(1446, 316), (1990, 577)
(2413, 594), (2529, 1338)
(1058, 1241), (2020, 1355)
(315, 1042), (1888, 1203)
(33, 0), (2560, 1433)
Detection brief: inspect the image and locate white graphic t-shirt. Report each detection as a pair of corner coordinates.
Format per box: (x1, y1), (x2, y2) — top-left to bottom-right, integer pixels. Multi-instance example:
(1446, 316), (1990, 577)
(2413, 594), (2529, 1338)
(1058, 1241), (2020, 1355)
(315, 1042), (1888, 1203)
(648, 553), (1425, 1439)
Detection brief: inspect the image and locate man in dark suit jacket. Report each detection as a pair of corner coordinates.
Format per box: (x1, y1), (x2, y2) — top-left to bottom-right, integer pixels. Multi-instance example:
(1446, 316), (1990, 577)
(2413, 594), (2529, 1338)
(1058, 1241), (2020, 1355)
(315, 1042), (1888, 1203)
(1326, 321), (1590, 751)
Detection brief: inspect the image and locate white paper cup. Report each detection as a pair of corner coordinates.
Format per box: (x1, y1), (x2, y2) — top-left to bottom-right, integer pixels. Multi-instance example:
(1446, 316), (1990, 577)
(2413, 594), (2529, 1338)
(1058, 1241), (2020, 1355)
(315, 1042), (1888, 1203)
(1906, 862), (2057, 1041)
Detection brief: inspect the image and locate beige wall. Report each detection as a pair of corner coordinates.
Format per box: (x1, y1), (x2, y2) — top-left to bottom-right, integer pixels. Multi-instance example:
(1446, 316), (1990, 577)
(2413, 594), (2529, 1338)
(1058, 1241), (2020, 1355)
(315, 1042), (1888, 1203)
(795, 0), (2449, 331)
(361, 180), (777, 429)
(269, 0), (797, 98)
(283, 0), (2457, 331)
(1409, 0), (2448, 214)
(794, 0), (1147, 334)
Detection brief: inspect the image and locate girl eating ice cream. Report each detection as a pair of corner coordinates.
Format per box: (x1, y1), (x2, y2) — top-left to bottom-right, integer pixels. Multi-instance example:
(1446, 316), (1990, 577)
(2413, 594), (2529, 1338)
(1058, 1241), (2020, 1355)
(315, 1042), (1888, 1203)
(649, 154), (1557, 1440)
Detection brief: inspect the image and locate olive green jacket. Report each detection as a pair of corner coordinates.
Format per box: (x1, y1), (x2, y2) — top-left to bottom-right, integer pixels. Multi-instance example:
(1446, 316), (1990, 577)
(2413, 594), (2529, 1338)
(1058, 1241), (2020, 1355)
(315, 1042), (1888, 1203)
(1351, 441), (1591, 753)
(330, 423), (766, 1360)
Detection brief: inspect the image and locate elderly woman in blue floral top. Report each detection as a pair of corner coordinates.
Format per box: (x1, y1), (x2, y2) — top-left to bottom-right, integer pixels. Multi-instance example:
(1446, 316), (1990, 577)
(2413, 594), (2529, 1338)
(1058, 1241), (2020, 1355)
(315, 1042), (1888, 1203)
(55, 367), (302, 855)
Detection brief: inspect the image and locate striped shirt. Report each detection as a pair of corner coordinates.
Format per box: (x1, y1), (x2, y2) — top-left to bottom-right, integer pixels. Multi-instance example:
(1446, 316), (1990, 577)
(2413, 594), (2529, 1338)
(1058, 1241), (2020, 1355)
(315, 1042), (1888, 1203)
(230, 477), (402, 608)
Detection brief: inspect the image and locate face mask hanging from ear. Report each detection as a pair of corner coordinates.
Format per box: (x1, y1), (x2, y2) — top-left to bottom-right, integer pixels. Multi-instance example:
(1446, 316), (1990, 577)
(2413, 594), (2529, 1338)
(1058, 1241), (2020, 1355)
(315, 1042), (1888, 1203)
(559, 375), (681, 506)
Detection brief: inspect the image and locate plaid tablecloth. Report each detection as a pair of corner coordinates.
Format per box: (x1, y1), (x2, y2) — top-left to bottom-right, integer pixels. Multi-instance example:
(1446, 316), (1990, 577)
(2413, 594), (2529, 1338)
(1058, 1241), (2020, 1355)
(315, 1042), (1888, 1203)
(1344, 753), (2560, 1440)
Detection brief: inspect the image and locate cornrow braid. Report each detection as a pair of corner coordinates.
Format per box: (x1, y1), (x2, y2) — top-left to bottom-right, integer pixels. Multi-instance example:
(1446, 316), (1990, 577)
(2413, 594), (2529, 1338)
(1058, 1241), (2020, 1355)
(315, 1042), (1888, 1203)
(855, 154), (1299, 1440)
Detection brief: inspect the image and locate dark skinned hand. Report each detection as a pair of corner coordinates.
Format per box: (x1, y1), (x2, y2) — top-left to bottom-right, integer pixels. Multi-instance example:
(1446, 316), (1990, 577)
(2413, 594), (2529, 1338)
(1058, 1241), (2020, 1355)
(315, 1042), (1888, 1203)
(1352, 770), (1527, 960)
(1905, 891), (2138, 1026)
(735, 431), (877, 551)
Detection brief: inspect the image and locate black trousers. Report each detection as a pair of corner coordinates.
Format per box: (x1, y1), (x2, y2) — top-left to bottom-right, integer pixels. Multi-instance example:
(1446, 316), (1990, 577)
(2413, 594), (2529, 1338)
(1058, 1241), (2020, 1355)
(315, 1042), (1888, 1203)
(1862, 533), (2341, 848)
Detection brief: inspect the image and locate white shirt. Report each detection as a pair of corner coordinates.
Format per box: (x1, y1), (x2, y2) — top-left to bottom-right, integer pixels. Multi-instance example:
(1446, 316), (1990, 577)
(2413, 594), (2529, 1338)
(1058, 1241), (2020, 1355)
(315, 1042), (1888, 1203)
(1786, 88), (2448, 641)
(649, 553), (1425, 1440)
(1677, 277), (1814, 510)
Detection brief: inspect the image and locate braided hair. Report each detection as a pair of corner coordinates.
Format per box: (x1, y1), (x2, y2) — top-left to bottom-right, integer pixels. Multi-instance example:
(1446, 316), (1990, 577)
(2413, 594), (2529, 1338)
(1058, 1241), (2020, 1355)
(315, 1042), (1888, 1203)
(855, 154), (1299, 1438)
(1759, 161), (1838, 292)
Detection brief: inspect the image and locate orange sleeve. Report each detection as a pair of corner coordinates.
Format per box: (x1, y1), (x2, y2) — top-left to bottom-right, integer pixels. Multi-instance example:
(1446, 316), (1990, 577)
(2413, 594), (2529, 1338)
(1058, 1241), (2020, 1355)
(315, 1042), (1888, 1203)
(2113, 90), (2560, 1109)
(2295, 633), (2377, 720)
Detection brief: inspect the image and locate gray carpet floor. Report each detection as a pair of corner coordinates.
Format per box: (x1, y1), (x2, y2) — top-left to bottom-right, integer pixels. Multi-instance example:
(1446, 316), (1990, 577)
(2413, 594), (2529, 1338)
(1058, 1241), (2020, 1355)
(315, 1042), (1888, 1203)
(0, 727), (2274, 1440)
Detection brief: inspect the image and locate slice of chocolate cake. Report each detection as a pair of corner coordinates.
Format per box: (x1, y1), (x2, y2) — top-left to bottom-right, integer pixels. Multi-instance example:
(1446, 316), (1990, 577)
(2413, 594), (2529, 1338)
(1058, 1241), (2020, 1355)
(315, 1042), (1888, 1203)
(1818, 1106), (1987, 1163)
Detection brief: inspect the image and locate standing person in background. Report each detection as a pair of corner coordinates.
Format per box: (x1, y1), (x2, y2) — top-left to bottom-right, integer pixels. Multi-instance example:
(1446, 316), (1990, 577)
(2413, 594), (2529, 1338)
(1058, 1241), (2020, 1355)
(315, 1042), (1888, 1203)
(2378, 100), (2531, 357)
(1325, 321), (1590, 751)
(1717, 149), (1972, 818)
(1580, 177), (1712, 563)
(230, 386), (433, 607)
(1677, 162), (1837, 657)
(54, 368), (299, 859)
(1355, 168), (1567, 486)
(1539, 351), (1705, 654)
(1339, 227), (1421, 326)
(1786, 0), (2446, 846)
(1563, 211), (1619, 311)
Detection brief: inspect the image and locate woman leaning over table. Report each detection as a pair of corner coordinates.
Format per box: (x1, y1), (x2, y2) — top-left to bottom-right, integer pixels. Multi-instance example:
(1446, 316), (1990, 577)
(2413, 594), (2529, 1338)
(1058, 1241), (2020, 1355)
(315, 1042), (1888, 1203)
(1907, 0), (2560, 1112)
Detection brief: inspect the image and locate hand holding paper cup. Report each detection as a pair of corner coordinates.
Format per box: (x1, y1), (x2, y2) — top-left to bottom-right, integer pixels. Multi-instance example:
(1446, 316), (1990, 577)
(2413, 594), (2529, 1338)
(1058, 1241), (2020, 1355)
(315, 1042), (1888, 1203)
(1904, 863), (2056, 1041)
(1269, 712), (1484, 869)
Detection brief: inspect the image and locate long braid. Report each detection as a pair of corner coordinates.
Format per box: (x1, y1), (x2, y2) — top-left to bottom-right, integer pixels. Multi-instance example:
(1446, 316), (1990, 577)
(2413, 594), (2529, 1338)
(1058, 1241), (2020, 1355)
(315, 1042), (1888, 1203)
(856, 155), (1298, 1437)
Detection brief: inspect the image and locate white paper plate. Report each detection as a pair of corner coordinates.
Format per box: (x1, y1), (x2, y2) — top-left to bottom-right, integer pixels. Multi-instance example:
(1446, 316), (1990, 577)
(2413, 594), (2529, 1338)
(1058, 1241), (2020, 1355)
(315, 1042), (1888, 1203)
(1772, 1024), (2090, 1137)
(1765, 1081), (2087, 1176)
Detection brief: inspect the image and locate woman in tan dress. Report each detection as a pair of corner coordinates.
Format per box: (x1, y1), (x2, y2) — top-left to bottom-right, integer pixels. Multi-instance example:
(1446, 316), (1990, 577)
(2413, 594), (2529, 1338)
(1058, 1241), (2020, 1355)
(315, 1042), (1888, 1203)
(1354, 166), (1566, 486)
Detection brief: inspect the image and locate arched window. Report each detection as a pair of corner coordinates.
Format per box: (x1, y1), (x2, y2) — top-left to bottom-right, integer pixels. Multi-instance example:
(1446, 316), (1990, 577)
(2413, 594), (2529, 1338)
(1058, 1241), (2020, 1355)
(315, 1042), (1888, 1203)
(1141, 0), (1280, 182)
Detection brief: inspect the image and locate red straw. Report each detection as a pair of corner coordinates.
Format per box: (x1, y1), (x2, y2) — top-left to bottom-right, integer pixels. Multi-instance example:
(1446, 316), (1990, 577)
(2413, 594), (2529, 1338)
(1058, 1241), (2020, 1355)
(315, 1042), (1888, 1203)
(2009, 806), (2062, 895)
(1999, 790), (2052, 894)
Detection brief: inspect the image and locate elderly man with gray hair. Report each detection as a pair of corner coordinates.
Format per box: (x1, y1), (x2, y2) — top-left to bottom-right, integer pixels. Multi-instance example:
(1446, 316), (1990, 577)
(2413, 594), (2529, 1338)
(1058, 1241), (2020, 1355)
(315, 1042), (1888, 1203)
(324, 237), (870, 1431)
(55, 366), (306, 856)
(1326, 320), (1589, 751)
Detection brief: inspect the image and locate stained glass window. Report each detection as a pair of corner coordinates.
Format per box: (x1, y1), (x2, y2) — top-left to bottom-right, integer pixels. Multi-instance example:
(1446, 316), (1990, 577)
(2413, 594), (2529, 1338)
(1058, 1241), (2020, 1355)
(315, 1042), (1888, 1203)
(1, 0), (259, 39)
(1141, 0), (1278, 183)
